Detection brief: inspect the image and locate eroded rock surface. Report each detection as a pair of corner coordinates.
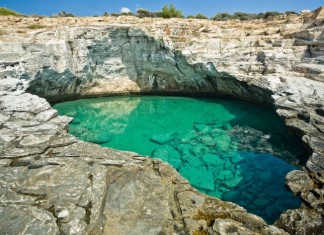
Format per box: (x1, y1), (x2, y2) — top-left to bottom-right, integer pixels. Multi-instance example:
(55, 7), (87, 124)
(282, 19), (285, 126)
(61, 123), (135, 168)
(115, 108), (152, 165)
(0, 7), (324, 235)
(0, 87), (287, 234)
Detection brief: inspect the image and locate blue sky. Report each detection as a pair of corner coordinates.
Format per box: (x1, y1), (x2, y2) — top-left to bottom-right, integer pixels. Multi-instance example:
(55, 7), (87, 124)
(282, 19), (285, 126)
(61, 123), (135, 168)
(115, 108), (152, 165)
(0, 0), (322, 17)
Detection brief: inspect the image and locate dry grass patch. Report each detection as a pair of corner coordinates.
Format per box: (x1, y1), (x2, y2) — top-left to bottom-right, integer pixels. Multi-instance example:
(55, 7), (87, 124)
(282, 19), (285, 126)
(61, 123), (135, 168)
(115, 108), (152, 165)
(26, 24), (46, 30)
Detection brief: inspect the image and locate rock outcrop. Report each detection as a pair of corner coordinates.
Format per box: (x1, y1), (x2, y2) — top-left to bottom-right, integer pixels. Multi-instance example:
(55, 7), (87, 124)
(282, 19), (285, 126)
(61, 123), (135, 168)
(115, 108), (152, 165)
(0, 7), (323, 234)
(0, 87), (287, 234)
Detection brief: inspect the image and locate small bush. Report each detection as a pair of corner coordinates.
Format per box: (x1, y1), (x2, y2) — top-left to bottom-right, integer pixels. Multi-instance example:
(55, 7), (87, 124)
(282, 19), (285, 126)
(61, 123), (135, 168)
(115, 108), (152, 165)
(54, 11), (75, 17)
(264, 11), (281, 19)
(111, 13), (120, 17)
(27, 24), (45, 29)
(212, 13), (234, 21)
(137, 8), (153, 18)
(234, 12), (258, 21)
(0, 7), (22, 16)
(121, 12), (136, 16)
(154, 11), (163, 18)
(187, 14), (208, 19)
(161, 4), (183, 19)
(257, 13), (266, 19)
(103, 12), (109, 17)
(196, 14), (208, 19)
(285, 11), (298, 15)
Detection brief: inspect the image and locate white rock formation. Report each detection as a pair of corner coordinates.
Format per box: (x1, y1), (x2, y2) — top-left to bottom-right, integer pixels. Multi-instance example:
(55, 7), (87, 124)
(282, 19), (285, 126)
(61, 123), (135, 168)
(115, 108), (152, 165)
(0, 7), (323, 234)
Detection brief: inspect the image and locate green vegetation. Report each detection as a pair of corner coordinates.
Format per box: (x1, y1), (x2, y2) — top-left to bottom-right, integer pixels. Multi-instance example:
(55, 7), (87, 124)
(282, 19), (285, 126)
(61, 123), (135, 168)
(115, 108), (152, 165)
(0, 5), (300, 21)
(285, 11), (298, 15)
(54, 11), (75, 17)
(212, 10), (296, 21)
(121, 12), (136, 16)
(187, 13), (208, 19)
(212, 12), (234, 21)
(264, 11), (281, 19)
(26, 24), (46, 29)
(137, 8), (153, 18)
(0, 7), (22, 16)
(154, 11), (163, 18)
(234, 12), (257, 20)
(161, 4), (184, 19)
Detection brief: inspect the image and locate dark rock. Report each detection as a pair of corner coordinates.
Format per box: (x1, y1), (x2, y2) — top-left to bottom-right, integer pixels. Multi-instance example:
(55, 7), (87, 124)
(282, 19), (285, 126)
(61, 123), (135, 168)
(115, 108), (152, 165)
(297, 109), (310, 123)
(315, 107), (324, 117)
(276, 208), (324, 235)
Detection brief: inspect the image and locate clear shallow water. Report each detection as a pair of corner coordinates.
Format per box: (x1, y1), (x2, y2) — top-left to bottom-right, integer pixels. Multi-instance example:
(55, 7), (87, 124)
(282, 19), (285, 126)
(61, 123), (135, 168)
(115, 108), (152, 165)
(54, 96), (307, 224)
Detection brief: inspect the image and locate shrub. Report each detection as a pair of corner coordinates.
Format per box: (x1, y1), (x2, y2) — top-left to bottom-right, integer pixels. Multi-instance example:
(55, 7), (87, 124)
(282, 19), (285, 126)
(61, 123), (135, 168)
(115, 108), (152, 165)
(54, 11), (75, 17)
(257, 13), (266, 19)
(233, 12), (258, 21)
(103, 12), (109, 17)
(285, 11), (298, 15)
(121, 12), (136, 16)
(187, 14), (208, 19)
(0, 7), (22, 16)
(212, 11), (287, 21)
(195, 13), (208, 19)
(137, 8), (153, 18)
(212, 12), (234, 21)
(154, 11), (163, 18)
(161, 4), (183, 19)
(111, 13), (120, 17)
(264, 11), (281, 19)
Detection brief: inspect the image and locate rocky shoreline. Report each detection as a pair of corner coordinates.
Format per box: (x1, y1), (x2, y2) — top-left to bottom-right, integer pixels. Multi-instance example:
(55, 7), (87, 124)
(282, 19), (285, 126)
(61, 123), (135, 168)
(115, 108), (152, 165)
(0, 7), (323, 234)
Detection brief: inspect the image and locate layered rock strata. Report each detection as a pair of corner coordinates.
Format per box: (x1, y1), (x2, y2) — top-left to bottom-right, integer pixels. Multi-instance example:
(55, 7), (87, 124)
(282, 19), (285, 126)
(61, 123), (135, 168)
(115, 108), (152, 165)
(0, 7), (324, 234)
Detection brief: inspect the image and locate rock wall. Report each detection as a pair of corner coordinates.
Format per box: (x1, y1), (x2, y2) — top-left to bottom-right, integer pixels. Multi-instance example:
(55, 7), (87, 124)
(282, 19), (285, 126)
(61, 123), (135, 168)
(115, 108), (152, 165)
(0, 17), (277, 104)
(0, 7), (324, 234)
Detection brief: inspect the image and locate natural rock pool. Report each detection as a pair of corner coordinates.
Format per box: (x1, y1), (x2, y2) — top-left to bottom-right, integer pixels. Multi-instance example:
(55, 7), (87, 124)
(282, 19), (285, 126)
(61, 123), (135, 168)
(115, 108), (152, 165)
(54, 96), (307, 224)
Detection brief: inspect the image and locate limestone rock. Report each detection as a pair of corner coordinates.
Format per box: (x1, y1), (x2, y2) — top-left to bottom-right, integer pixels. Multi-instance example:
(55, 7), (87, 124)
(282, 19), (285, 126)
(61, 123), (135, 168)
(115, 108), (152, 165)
(0, 205), (60, 235)
(0, 93), (50, 114)
(286, 170), (315, 194)
(0, 8), (324, 235)
(276, 208), (324, 235)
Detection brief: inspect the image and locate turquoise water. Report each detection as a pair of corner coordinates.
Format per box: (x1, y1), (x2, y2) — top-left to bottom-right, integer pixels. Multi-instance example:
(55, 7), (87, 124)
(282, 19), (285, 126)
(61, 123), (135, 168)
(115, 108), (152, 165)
(54, 96), (306, 224)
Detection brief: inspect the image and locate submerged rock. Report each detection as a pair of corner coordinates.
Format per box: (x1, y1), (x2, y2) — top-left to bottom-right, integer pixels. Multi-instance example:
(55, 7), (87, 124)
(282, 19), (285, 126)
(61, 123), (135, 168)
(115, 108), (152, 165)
(83, 131), (112, 144)
(179, 130), (197, 143)
(151, 146), (181, 169)
(200, 135), (216, 147)
(179, 162), (215, 191)
(150, 133), (174, 145)
(151, 148), (169, 161)
(194, 124), (210, 133)
(201, 153), (225, 166)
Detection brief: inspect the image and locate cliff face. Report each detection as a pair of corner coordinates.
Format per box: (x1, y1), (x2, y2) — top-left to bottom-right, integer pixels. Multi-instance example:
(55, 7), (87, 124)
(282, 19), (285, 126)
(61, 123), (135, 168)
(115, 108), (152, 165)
(0, 8), (324, 234)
